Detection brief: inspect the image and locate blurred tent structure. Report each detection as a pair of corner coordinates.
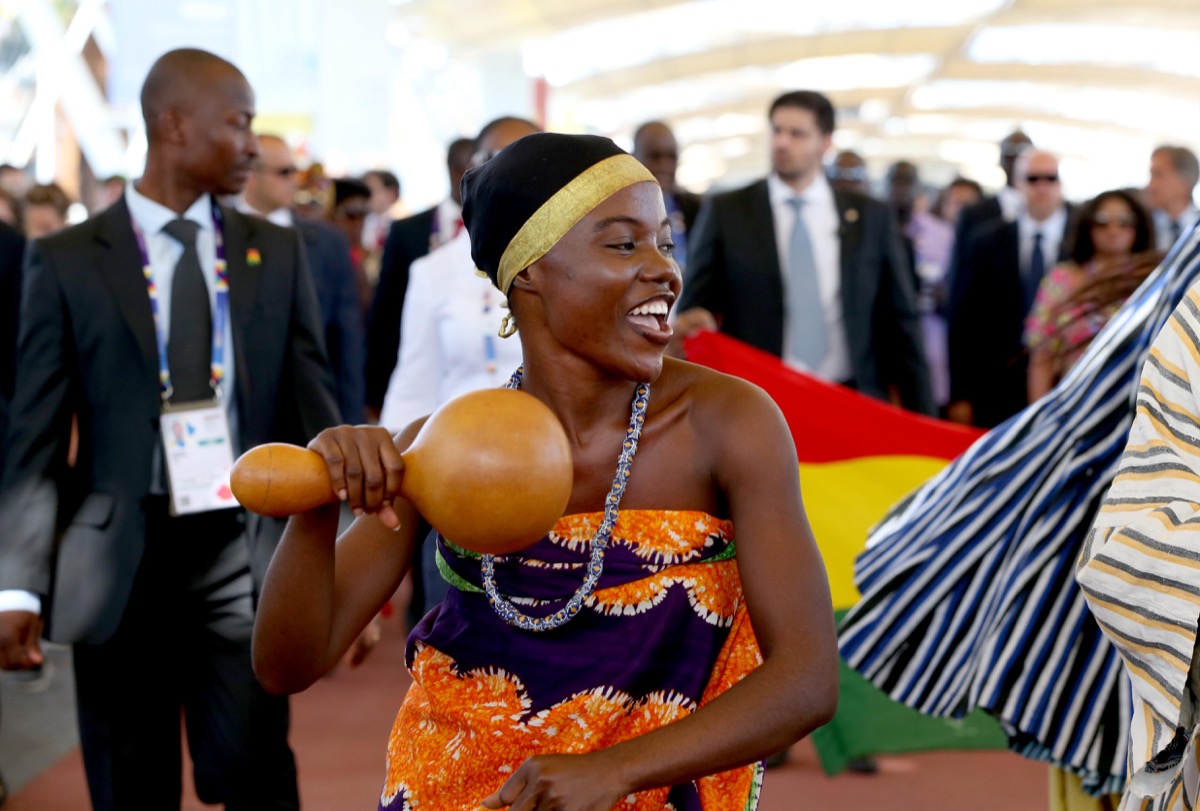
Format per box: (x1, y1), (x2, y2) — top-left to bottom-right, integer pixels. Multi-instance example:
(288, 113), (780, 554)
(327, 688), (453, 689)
(1, 0), (1198, 219)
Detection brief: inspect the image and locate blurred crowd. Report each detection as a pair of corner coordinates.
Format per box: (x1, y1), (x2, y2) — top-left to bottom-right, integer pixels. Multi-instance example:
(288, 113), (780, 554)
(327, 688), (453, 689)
(1, 102), (1194, 448)
(1, 52), (1198, 808)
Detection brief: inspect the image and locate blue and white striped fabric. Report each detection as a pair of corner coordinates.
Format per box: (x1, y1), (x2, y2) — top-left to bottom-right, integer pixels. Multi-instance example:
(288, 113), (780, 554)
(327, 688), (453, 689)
(839, 226), (1200, 796)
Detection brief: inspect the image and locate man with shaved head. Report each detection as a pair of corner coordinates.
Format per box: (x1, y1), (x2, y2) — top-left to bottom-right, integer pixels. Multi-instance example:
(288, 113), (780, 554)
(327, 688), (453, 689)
(0, 48), (338, 809)
(946, 129), (1032, 313)
(632, 120), (700, 272)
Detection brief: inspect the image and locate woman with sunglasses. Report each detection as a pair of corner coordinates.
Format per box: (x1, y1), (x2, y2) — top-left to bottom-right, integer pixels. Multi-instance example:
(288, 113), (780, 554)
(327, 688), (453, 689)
(1025, 189), (1159, 401)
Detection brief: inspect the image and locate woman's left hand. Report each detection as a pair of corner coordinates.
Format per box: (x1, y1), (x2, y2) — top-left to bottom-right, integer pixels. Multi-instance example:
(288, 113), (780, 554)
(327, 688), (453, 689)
(480, 753), (626, 811)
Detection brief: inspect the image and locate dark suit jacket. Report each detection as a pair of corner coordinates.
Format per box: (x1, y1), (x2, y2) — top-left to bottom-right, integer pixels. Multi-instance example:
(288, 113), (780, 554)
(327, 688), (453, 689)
(0, 221), (25, 472)
(948, 219), (1023, 428)
(946, 195), (1003, 315)
(365, 206), (437, 411)
(679, 179), (934, 415)
(0, 195), (339, 644)
(296, 218), (365, 424)
(947, 208), (1073, 428)
(675, 189), (701, 233)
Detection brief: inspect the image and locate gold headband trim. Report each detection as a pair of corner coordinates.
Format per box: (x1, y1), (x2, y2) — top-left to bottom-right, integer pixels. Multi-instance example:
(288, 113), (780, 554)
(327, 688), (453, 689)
(496, 154), (656, 294)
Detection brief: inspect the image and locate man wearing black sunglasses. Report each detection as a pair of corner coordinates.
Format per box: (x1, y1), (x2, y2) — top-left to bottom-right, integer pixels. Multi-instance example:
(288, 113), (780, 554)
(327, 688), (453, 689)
(949, 149), (1072, 428)
(240, 134), (365, 425)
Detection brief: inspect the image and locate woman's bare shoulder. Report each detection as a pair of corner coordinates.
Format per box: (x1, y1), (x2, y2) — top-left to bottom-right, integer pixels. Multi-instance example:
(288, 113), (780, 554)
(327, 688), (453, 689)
(658, 357), (780, 424)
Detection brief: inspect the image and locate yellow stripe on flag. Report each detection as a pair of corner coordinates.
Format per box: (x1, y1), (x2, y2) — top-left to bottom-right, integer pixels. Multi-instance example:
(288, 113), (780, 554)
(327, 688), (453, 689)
(802, 455), (951, 610)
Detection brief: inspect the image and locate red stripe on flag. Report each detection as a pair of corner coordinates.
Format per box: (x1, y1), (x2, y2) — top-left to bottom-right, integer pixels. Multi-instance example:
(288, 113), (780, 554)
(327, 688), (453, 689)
(683, 331), (980, 463)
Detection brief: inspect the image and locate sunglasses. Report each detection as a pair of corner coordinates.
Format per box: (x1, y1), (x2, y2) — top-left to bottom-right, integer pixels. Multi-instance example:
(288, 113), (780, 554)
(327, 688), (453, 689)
(1091, 213), (1136, 228)
(1025, 174), (1059, 184)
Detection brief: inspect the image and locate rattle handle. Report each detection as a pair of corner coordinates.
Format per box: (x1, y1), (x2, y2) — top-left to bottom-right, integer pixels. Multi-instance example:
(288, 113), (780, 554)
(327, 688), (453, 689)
(230, 443), (341, 518)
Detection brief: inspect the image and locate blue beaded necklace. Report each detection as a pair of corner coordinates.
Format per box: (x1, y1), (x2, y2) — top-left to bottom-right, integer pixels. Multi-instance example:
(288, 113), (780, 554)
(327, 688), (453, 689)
(480, 366), (649, 632)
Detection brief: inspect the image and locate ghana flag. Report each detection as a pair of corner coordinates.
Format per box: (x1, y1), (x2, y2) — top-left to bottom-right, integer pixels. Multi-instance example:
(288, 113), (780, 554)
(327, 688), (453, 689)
(684, 331), (1007, 772)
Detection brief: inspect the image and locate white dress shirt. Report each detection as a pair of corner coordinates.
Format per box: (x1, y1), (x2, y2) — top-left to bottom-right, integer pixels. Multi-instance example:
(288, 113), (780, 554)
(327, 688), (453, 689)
(378, 229), (523, 433)
(431, 197), (463, 249)
(0, 183), (240, 616)
(127, 181), (238, 412)
(767, 172), (853, 383)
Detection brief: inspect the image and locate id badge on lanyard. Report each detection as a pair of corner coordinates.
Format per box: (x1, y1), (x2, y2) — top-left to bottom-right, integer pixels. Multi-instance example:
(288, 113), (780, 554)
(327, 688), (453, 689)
(135, 199), (239, 516)
(160, 397), (237, 515)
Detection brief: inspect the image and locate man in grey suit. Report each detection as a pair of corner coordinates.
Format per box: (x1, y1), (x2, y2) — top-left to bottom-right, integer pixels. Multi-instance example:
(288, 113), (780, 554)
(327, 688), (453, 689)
(0, 49), (338, 809)
(675, 90), (934, 415)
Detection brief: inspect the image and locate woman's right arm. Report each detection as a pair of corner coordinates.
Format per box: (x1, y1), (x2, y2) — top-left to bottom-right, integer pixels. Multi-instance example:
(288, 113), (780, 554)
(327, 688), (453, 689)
(252, 420), (426, 694)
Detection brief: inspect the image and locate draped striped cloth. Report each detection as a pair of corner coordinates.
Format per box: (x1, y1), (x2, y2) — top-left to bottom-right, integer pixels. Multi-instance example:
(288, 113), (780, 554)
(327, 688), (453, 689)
(1077, 281), (1200, 811)
(838, 226), (1200, 797)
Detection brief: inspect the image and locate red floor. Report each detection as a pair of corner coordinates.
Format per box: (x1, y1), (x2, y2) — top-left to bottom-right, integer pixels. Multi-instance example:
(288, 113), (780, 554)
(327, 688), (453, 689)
(7, 617), (1048, 810)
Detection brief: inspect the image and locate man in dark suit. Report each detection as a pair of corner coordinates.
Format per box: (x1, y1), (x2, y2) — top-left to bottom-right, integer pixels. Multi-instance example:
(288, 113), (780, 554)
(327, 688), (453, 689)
(241, 133), (365, 424)
(0, 49), (338, 810)
(946, 129), (1033, 307)
(364, 135), (475, 418)
(948, 149), (1072, 428)
(633, 121), (701, 272)
(0, 219), (23, 805)
(0, 220), (25, 472)
(676, 90), (934, 415)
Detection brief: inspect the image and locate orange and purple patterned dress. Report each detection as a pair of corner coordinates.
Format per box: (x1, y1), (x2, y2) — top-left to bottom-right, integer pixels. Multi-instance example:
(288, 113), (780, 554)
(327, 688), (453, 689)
(379, 509), (764, 810)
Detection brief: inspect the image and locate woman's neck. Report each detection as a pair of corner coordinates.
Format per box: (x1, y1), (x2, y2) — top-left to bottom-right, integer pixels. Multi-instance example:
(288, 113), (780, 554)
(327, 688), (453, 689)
(517, 358), (642, 446)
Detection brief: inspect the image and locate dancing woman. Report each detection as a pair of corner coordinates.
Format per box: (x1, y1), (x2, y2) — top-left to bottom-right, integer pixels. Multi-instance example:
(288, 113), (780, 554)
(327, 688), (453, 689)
(253, 133), (838, 810)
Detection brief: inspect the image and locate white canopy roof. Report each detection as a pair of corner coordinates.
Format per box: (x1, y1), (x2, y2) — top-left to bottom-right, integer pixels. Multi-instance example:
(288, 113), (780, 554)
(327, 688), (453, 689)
(396, 0), (1200, 196)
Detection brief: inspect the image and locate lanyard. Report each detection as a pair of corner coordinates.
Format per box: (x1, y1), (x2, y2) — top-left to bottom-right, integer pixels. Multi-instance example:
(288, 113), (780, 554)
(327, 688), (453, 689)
(131, 199), (230, 404)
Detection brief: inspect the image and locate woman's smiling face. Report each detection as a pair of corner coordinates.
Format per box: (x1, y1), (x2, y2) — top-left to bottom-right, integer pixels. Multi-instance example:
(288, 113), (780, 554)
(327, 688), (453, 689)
(518, 181), (681, 383)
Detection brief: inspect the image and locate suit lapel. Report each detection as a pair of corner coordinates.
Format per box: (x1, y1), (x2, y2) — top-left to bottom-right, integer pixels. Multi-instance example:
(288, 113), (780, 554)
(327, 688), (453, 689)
(95, 197), (158, 375)
(1005, 220), (1020, 284)
(833, 188), (865, 313)
(748, 181), (780, 275)
(221, 205), (265, 358)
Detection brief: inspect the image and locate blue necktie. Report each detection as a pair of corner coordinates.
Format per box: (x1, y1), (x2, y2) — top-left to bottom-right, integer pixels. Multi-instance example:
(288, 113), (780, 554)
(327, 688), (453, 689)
(1025, 231), (1045, 314)
(1172, 219), (1183, 247)
(785, 198), (827, 368)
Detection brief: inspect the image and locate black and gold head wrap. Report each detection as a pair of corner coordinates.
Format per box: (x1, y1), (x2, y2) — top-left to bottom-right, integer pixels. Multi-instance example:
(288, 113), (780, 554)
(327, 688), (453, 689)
(462, 133), (656, 298)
